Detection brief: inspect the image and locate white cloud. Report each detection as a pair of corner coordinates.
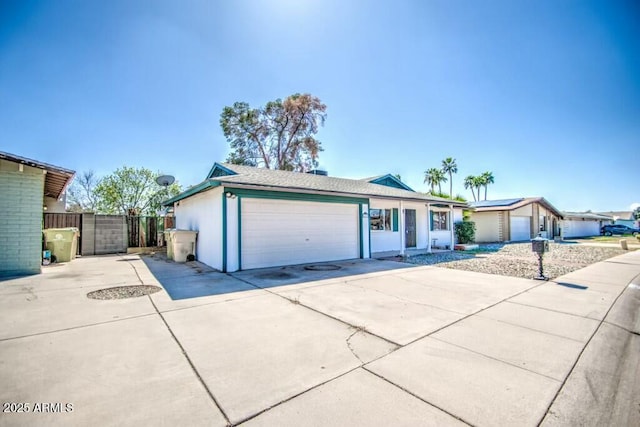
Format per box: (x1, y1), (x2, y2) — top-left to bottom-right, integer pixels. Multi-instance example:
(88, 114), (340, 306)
(631, 202), (640, 210)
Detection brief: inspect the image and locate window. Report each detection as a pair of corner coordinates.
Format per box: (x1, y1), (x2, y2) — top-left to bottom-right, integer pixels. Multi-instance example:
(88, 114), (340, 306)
(432, 211), (449, 231)
(539, 215), (547, 231)
(370, 209), (392, 231)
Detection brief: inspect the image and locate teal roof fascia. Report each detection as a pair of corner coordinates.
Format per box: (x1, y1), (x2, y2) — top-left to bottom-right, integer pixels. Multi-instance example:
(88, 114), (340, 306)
(206, 162), (238, 179)
(370, 174), (414, 192)
(161, 180), (221, 206)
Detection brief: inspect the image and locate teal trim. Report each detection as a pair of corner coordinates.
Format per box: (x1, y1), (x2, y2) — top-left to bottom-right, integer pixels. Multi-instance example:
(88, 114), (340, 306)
(359, 204), (364, 258)
(237, 196), (242, 271)
(392, 208), (399, 232)
(367, 205), (372, 257)
(229, 188), (367, 205)
(222, 195), (227, 272)
(162, 180), (220, 206)
(370, 174), (414, 192)
(206, 162), (237, 179)
(430, 211), (434, 231)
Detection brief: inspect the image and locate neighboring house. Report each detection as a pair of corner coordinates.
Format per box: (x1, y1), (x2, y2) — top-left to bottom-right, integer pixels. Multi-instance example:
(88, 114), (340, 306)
(163, 163), (467, 272)
(0, 151), (75, 277)
(561, 212), (612, 238)
(469, 197), (563, 243)
(597, 211), (638, 228)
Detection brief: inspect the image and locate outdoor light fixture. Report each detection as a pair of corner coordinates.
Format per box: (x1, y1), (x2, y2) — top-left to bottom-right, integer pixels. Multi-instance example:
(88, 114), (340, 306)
(225, 192), (236, 199)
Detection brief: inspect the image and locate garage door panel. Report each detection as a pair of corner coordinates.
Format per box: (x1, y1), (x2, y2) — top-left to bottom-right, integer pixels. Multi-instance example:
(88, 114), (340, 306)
(510, 216), (531, 241)
(241, 199), (359, 269)
(563, 220), (600, 238)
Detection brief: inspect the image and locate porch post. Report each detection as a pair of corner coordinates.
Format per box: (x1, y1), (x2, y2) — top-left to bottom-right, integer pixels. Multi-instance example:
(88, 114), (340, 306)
(450, 204), (455, 251)
(399, 200), (405, 256)
(426, 203), (431, 253)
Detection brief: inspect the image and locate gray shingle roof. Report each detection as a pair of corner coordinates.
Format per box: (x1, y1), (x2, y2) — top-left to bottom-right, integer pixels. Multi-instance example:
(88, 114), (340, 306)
(166, 162), (468, 206)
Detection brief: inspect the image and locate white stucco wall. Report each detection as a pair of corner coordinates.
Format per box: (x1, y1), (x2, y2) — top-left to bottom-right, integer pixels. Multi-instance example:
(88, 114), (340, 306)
(174, 187), (223, 270)
(369, 198), (401, 253)
(369, 198), (461, 252)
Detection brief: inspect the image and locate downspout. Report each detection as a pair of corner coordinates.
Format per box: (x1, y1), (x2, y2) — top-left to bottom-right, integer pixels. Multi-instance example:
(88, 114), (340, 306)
(450, 204), (454, 251)
(426, 203), (431, 253)
(399, 200), (405, 256)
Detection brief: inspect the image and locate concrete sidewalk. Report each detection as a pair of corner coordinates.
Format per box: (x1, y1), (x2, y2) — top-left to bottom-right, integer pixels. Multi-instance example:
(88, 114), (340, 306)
(0, 251), (638, 426)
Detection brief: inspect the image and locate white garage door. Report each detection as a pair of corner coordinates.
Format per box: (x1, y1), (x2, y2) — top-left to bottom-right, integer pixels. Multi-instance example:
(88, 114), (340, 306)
(241, 198), (359, 270)
(563, 220), (600, 238)
(510, 216), (531, 241)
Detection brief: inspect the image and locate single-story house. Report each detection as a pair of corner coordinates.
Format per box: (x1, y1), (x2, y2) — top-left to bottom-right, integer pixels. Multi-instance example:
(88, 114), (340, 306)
(469, 197), (563, 242)
(561, 212), (612, 238)
(0, 151), (75, 277)
(597, 211), (638, 228)
(162, 163), (467, 272)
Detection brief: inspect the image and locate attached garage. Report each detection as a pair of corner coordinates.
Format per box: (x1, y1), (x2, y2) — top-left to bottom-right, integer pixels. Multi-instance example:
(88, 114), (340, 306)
(509, 216), (531, 241)
(240, 198), (359, 270)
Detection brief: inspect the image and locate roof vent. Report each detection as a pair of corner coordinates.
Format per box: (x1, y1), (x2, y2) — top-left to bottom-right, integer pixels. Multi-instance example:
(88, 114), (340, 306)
(306, 169), (328, 176)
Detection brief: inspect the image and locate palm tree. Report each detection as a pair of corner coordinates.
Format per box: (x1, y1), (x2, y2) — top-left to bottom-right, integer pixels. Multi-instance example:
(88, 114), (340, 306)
(424, 168), (447, 194)
(473, 175), (485, 201)
(464, 175), (477, 201)
(424, 168), (438, 193)
(481, 171), (494, 200)
(441, 157), (458, 198)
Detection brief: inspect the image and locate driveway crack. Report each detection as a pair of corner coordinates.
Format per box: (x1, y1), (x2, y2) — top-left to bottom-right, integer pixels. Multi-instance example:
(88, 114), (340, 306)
(345, 329), (365, 364)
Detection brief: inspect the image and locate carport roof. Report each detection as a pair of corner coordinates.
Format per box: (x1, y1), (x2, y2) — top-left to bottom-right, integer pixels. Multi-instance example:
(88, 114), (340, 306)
(0, 151), (75, 199)
(163, 162), (468, 207)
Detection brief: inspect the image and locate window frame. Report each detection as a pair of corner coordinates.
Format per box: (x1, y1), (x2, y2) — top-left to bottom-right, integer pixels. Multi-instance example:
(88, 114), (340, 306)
(370, 208), (393, 231)
(431, 211), (449, 231)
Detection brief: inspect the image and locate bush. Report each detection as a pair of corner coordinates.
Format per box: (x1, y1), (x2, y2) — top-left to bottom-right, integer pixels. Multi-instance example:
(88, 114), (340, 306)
(455, 221), (476, 244)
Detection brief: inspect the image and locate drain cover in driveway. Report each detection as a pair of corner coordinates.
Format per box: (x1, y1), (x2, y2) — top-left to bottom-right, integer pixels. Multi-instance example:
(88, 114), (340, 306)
(304, 264), (342, 271)
(87, 285), (161, 300)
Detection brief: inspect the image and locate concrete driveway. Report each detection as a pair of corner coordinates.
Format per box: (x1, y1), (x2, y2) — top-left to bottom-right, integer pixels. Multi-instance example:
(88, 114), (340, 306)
(1, 252), (639, 426)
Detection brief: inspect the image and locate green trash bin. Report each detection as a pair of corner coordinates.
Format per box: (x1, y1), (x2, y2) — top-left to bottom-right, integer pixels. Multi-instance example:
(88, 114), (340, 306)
(43, 228), (80, 263)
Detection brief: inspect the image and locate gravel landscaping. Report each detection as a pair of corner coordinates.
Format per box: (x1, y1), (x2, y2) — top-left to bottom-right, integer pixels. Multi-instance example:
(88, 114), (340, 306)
(406, 243), (628, 280)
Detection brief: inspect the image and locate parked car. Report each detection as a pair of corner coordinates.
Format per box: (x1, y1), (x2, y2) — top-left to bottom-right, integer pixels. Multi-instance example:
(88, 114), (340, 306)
(600, 224), (639, 236)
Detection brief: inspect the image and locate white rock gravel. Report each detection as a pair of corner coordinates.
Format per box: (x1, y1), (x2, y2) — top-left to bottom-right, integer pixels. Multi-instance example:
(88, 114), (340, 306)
(407, 243), (627, 279)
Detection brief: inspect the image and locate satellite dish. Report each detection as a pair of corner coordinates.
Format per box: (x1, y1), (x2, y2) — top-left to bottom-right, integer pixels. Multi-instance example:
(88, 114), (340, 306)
(156, 175), (175, 187)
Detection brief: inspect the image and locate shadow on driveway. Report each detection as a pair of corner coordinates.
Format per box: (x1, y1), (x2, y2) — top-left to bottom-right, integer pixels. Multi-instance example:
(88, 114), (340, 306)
(141, 254), (416, 300)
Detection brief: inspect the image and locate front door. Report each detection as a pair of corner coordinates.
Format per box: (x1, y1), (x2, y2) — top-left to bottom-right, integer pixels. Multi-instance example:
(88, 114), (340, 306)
(405, 209), (416, 248)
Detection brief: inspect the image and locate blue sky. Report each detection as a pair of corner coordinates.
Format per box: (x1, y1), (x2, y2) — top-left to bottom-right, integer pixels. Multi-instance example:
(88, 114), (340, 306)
(1, 0), (638, 212)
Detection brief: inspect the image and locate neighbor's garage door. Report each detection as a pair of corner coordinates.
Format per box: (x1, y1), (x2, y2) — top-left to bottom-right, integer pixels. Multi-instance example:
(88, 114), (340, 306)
(510, 216), (531, 241)
(563, 220), (600, 238)
(241, 198), (359, 270)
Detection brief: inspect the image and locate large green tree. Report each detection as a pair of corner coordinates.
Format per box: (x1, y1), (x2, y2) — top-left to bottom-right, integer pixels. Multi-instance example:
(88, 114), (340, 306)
(220, 93), (327, 171)
(94, 166), (181, 215)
